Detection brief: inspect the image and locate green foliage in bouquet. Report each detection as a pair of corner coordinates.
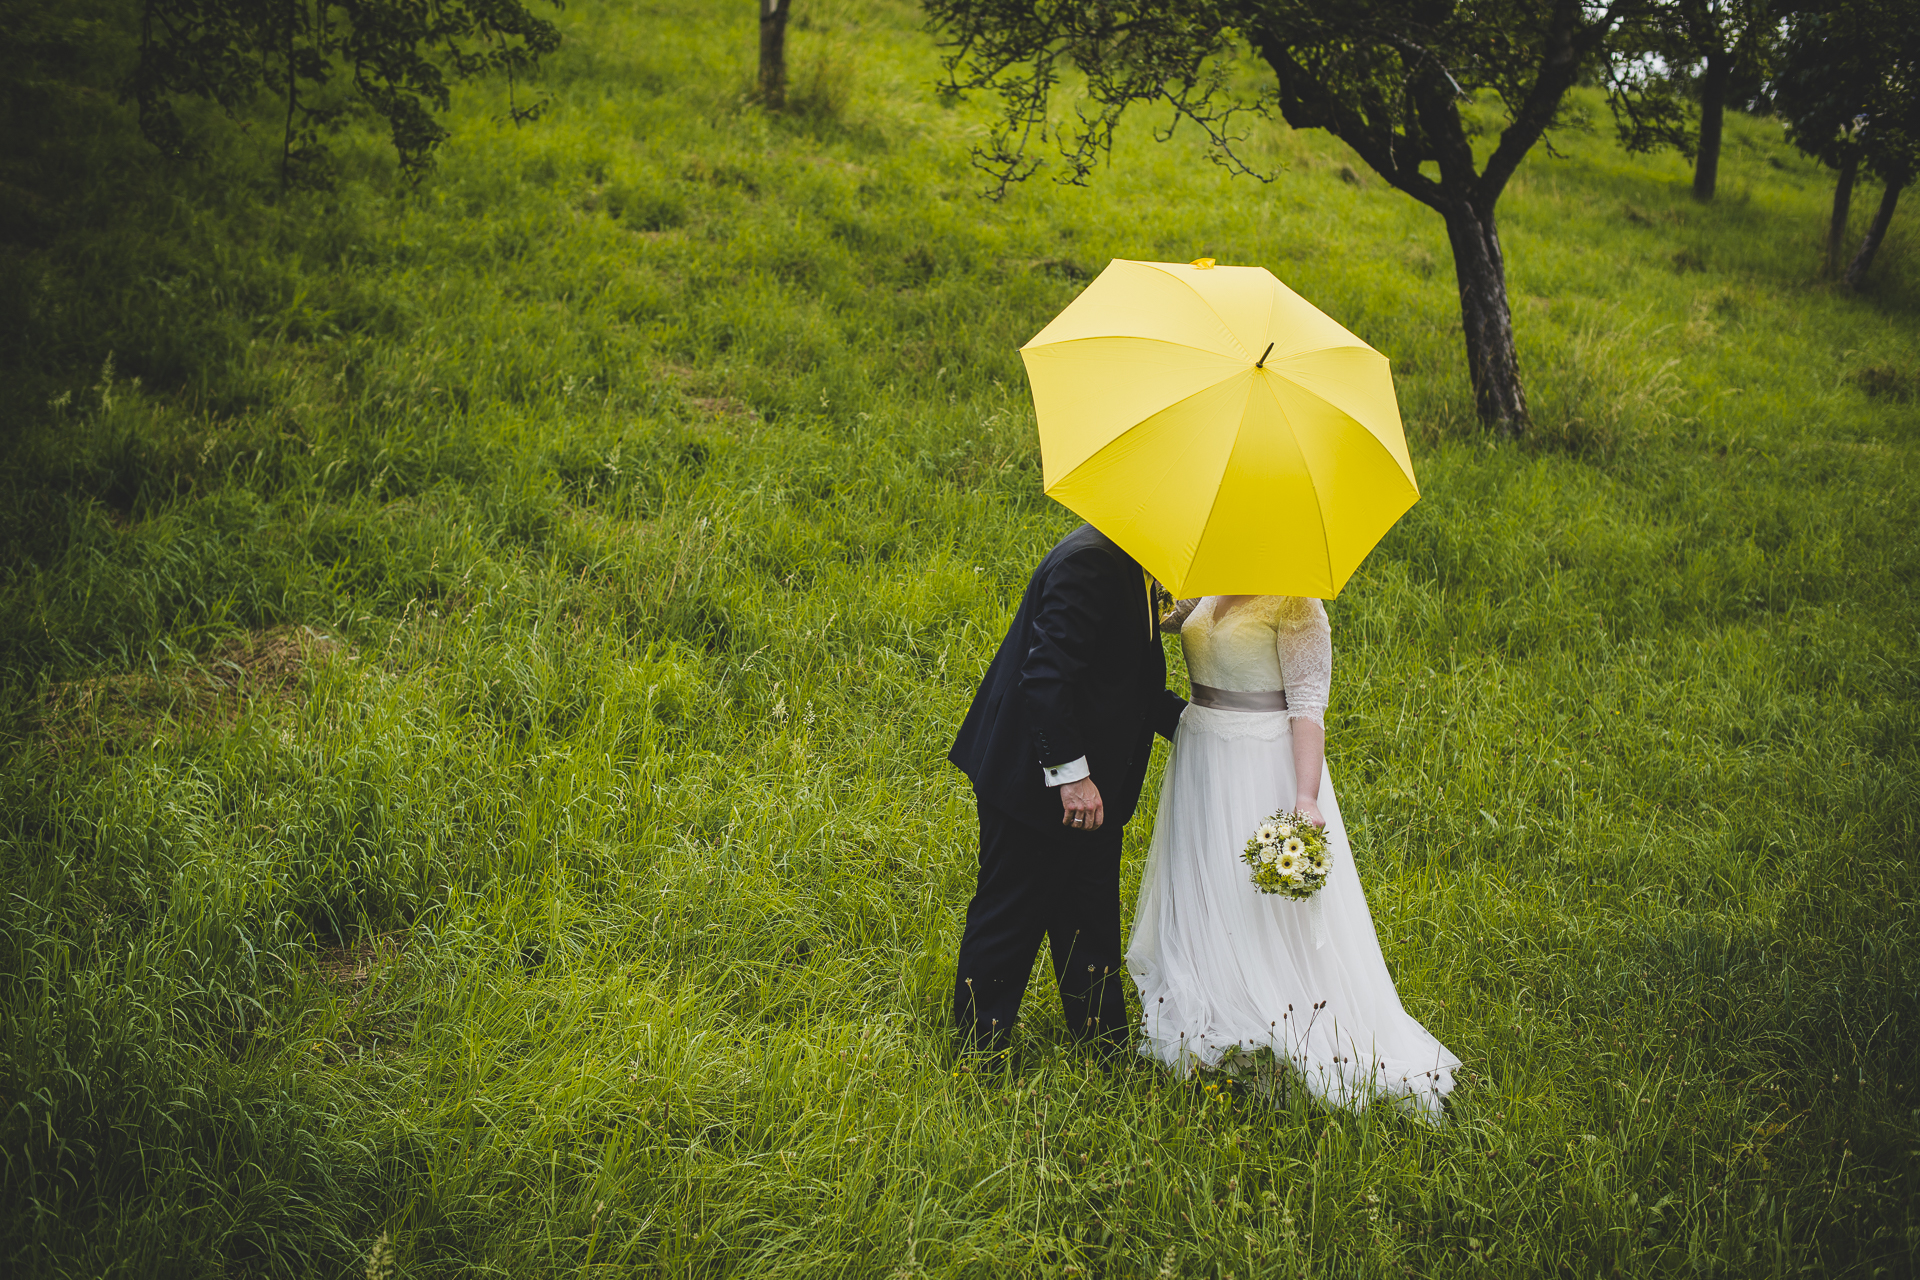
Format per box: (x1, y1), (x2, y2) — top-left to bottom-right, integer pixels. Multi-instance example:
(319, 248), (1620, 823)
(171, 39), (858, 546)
(1243, 810), (1330, 898)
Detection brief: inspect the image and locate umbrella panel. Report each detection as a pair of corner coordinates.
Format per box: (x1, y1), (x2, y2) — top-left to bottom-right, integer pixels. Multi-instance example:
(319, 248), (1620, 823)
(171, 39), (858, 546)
(1269, 375), (1420, 590)
(1266, 346), (1416, 481)
(1046, 369), (1421, 598)
(1024, 260), (1251, 357)
(1180, 376), (1335, 599)
(1045, 374), (1252, 588)
(1023, 337), (1247, 487)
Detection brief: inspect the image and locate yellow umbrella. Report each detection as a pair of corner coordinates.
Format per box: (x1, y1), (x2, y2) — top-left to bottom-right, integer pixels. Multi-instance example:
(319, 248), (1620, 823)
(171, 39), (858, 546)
(1021, 258), (1418, 599)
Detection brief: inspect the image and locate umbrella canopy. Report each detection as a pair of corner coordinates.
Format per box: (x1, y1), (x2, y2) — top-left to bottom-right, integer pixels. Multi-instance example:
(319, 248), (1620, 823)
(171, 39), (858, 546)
(1021, 258), (1418, 599)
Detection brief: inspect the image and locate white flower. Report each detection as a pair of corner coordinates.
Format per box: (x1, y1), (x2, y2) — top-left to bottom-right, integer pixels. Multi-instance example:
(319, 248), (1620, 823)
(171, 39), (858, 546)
(1256, 823), (1280, 844)
(1283, 836), (1306, 857)
(1275, 849), (1301, 876)
(1307, 847), (1330, 872)
(1259, 847), (1279, 865)
(1276, 822), (1295, 838)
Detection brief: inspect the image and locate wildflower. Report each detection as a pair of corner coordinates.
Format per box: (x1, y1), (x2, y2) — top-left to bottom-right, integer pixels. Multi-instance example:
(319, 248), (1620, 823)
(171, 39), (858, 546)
(365, 1232), (396, 1280)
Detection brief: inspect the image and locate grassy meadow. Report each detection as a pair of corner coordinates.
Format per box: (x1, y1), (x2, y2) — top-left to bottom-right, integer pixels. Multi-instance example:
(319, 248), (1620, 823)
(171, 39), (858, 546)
(2, 0), (1918, 1275)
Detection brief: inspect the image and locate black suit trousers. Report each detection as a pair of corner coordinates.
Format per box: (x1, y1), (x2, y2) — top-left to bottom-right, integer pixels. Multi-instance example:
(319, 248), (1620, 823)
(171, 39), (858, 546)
(952, 801), (1130, 1051)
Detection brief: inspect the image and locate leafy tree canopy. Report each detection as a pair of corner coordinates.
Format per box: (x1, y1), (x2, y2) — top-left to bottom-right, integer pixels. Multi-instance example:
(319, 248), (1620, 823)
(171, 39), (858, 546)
(926, 0), (1677, 435)
(1775, 0), (1920, 186)
(1600, 0), (1776, 163)
(130, 0), (563, 186)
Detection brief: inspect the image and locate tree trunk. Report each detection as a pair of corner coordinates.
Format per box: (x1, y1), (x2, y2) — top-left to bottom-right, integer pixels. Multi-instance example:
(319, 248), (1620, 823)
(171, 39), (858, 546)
(1844, 179), (1905, 291)
(1826, 154), (1857, 276)
(759, 0), (790, 109)
(1692, 48), (1730, 203)
(1442, 201), (1529, 436)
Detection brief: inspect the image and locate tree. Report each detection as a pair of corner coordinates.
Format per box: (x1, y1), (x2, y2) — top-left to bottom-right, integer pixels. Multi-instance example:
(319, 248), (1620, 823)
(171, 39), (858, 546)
(1774, 0), (1920, 285)
(1844, 162), (1908, 288)
(130, 0), (563, 187)
(1603, 0), (1777, 202)
(1841, 22), (1918, 290)
(760, 0), (790, 109)
(925, 1), (1665, 438)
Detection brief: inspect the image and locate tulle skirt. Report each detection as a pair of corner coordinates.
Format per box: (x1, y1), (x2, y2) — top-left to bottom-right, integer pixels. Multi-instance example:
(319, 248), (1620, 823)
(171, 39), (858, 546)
(1126, 704), (1458, 1118)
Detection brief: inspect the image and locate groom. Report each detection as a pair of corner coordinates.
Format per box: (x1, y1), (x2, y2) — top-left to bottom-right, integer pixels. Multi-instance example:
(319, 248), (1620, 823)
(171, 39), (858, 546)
(948, 522), (1187, 1053)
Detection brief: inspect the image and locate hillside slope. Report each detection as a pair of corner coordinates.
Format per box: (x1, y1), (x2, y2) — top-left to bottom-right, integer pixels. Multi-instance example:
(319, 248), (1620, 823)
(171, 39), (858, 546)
(1, 2), (1916, 1276)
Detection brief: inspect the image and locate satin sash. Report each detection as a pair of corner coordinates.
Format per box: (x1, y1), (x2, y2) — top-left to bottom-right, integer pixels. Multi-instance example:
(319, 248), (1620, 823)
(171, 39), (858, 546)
(1188, 682), (1289, 712)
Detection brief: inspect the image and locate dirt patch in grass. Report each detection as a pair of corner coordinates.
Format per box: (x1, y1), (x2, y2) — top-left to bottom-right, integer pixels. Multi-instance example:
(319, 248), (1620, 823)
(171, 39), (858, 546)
(314, 930), (405, 994)
(38, 624), (349, 755)
(203, 624), (347, 696)
(687, 394), (759, 419)
(652, 363), (759, 421)
(310, 931), (413, 1060)
(1852, 363), (1917, 401)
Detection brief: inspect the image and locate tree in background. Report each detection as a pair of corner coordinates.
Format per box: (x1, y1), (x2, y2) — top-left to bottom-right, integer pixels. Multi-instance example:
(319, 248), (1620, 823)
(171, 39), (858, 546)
(1604, 0), (1777, 202)
(130, 0), (562, 187)
(1774, 0), (1919, 287)
(760, 0), (791, 109)
(924, 0), (1682, 438)
(1843, 129), (1914, 290)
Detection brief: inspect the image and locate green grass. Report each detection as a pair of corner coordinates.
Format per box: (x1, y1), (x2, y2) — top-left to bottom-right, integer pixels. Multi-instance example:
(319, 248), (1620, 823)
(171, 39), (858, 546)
(2, 1), (1917, 1275)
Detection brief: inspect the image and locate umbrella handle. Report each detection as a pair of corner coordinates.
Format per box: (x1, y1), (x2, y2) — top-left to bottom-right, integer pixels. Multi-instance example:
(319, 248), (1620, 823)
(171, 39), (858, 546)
(1255, 342), (1274, 369)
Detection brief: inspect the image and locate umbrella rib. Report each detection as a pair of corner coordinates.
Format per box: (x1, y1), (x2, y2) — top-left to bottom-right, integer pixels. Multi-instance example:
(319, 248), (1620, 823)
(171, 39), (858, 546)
(1139, 262), (1255, 361)
(1266, 341), (1382, 360)
(1265, 373), (1418, 491)
(1257, 375), (1336, 594)
(1181, 377), (1256, 592)
(1256, 279), (1280, 369)
(1048, 373), (1253, 497)
(1020, 334), (1250, 363)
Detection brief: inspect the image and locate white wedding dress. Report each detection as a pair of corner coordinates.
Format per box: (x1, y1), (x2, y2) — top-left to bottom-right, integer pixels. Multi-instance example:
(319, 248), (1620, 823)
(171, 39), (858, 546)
(1126, 595), (1458, 1117)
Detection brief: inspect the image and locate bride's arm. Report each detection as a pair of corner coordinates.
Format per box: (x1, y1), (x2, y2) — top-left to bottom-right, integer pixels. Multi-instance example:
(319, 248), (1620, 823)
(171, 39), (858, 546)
(1159, 596), (1200, 634)
(1290, 721), (1326, 826)
(1275, 598), (1332, 827)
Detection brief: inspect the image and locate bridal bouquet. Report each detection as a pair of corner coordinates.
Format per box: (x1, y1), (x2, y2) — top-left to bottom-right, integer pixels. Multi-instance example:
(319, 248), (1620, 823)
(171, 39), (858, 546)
(1243, 810), (1331, 898)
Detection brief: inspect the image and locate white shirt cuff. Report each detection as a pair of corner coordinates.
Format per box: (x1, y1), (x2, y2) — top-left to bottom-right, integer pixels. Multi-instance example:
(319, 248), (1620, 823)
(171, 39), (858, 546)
(1042, 756), (1090, 787)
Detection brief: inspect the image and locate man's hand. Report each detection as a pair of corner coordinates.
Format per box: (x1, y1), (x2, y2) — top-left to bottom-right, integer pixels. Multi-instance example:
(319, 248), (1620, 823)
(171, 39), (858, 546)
(1060, 778), (1104, 832)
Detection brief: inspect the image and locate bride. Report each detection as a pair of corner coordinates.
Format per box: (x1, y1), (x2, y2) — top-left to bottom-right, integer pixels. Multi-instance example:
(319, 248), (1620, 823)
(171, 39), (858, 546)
(1126, 594), (1458, 1117)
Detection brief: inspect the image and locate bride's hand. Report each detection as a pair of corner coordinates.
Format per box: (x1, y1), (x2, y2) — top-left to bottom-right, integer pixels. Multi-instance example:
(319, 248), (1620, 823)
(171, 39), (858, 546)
(1295, 797), (1326, 829)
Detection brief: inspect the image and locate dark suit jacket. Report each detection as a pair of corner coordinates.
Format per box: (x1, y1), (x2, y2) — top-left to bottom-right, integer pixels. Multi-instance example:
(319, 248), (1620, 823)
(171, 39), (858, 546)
(949, 524), (1187, 832)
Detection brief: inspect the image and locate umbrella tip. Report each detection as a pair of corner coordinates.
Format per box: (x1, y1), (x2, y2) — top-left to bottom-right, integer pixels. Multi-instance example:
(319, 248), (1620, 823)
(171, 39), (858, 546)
(1255, 342), (1274, 368)
(1190, 257), (1215, 270)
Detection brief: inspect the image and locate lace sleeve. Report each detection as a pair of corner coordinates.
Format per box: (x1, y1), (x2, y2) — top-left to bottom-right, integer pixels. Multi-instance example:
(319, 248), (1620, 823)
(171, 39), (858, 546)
(1273, 597), (1331, 726)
